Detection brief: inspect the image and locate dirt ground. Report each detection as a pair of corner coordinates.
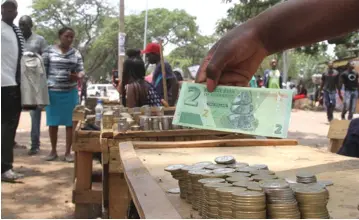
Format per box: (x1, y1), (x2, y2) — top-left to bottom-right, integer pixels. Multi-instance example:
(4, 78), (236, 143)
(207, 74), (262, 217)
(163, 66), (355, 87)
(1, 110), (357, 219)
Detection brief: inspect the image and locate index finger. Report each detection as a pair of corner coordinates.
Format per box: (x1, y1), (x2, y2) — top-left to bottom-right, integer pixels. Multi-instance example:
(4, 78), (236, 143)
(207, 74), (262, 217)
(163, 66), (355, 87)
(195, 41), (220, 83)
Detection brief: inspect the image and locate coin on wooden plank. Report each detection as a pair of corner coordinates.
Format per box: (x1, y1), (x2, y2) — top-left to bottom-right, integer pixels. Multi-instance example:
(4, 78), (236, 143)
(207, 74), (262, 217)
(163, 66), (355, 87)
(166, 188), (180, 194)
(215, 155), (236, 164)
(250, 164), (269, 170)
(317, 180), (334, 187)
(237, 166), (258, 173)
(296, 171), (316, 178)
(189, 169), (212, 175)
(164, 164), (186, 172)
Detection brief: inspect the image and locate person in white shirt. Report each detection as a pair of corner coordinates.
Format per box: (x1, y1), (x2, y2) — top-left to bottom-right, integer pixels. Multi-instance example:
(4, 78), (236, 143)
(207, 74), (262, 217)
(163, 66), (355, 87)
(1, 0), (25, 182)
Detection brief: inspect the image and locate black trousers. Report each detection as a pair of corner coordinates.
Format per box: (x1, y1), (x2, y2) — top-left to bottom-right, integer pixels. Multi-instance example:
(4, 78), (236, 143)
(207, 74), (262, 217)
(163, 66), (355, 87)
(1, 86), (22, 173)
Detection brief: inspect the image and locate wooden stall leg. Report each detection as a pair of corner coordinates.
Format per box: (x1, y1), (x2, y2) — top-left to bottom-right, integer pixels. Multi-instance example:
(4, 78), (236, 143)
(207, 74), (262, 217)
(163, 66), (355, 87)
(328, 139), (344, 153)
(75, 151), (93, 218)
(109, 173), (129, 219)
(102, 163), (109, 218)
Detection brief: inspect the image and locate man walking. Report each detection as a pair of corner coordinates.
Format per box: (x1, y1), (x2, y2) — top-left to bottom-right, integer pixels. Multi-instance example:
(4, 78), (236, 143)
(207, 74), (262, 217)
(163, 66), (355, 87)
(18, 15), (48, 155)
(1, 0), (25, 181)
(263, 59), (283, 89)
(340, 61), (359, 120)
(320, 61), (343, 122)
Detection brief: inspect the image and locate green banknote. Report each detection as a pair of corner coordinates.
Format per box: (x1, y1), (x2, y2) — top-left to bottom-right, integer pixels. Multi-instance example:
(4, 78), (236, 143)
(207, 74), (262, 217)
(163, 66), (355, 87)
(173, 82), (293, 138)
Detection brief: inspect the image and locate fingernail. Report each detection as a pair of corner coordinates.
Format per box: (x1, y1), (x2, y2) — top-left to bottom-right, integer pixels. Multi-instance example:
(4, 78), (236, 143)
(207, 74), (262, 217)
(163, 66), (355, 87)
(207, 79), (216, 92)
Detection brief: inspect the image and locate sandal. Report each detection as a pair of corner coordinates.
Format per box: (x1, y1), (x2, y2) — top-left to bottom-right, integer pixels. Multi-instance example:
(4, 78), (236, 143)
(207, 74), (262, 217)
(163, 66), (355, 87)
(45, 154), (58, 161)
(64, 154), (74, 163)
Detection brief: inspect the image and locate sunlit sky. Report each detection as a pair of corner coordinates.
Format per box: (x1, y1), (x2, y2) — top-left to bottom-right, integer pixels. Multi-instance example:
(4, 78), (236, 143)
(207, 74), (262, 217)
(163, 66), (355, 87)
(16, 0), (334, 56)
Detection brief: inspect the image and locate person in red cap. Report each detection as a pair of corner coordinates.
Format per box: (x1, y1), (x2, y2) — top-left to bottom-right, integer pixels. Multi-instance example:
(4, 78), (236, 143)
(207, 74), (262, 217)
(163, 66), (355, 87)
(142, 42), (179, 106)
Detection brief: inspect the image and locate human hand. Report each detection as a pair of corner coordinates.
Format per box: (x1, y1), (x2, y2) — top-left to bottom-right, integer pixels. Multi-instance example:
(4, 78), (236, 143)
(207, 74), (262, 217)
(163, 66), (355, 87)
(195, 25), (268, 92)
(69, 72), (79, 82)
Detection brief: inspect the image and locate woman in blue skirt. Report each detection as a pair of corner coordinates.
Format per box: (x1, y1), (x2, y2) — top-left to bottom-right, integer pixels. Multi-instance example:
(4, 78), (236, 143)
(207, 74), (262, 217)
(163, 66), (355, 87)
(42, 27), (85, 162)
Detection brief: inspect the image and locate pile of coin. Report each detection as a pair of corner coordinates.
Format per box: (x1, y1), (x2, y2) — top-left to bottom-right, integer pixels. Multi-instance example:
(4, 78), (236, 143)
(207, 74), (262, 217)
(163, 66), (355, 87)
(296, 172), (317, 184)
(226, 176), (251, 183)
(216, 187), (246, 219)
(198, 178), (225, 216)
(295, 186), (330, 219)
(232, 191), (266, 219)
(188, 169), (213, 211)
(164, 164), (186, 198)
(260, 179), (301, 219)
(181, 165), (197, 203)
(203, 182), (232, 219)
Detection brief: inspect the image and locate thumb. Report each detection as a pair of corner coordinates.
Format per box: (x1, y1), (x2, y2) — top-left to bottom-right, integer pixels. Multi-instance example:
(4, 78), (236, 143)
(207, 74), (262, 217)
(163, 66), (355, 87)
(205, 41), (232, 92)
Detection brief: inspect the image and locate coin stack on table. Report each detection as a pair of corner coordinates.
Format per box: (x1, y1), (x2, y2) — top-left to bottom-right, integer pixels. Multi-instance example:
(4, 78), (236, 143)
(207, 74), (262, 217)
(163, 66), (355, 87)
(260, 179), (301, 219)
(189, 169), (213, 211)
(198, 178), (226, 216)
(231, 191), (266, 219)
(203, 182), (232, 219)
(181, 165), (197, 203)
(216, 187), (246, 219)
(296, 172), (317, 184)
(294, 186), (330, 219)
(164, 164), (186, 198)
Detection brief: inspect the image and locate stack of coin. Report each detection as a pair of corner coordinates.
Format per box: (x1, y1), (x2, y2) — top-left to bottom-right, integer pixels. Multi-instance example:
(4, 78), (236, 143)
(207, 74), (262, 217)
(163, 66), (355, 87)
(250, 170), (275, 176)
(213, 168), (236, 176)
(203, 182), (232, 219)
(232, 180), (251, 189)
(232, 191), (266, 219)
(260, 179), (300, 219)
(227, 162), (249, 169)
(227, 172), (252, 178)
(216, 187), (246, 219)
(188, 169), (212, 211)
(164, 164), (186, 198)
(180, 165), (200, 203)
(198, 178), (225, 216)
(205, 164), (227, 170)
(215, 156), (236, 165)
(295, 186), (330, 219)
(226, 176), (251, 184)
(296, 172), (317, 184)
(251, 174), (278, 182)
(250, 164), (269, 170)
(237, 166), (258, 173)
(246, 182), (264, 192)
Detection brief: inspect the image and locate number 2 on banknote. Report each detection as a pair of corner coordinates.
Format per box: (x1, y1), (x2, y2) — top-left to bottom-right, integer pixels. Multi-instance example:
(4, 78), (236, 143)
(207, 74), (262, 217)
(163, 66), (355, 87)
(274, 124), (282, 134)
(184, 87), (201, 107)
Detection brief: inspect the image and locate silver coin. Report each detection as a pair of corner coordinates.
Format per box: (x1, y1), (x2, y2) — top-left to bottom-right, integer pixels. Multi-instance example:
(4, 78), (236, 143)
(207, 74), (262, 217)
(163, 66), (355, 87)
(296, 171), (316, 178)
(193, 161), (213, 167)
(237, 166), (258, 173)
(166, 188), (180, 194)
(227, 162), (249, 169)
(188, 169), (212, 175)
(205, 164), (228, 170)
(317, 180), (333, 187)
(259, 179), (289, 189)
(215, 156), (236, 164)
(250, 164), (268, 170)
(213, 168), (236, 174)
(164, 164), (186, 172)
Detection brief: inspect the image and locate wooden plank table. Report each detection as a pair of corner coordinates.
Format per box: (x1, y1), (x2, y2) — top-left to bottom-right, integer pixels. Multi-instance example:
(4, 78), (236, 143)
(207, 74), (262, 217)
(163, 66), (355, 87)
(120, 141), (359, 219)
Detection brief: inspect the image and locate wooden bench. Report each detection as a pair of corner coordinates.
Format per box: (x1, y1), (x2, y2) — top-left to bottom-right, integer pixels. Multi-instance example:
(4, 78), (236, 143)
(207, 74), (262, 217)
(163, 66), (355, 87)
(327, 119), (350, 153)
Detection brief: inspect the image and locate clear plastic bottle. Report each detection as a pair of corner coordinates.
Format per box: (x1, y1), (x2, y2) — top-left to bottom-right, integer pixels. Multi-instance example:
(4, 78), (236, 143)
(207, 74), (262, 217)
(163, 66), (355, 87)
(95, 99), (104, 127)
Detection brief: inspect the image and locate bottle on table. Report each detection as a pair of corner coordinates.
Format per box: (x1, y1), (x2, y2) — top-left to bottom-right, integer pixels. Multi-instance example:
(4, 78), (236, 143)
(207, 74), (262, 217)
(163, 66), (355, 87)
(95, 99), (104, 127)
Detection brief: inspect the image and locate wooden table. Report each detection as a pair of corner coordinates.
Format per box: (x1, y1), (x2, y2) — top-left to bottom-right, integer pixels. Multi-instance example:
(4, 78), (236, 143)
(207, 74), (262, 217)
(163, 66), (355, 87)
(119, 140), (359, 219)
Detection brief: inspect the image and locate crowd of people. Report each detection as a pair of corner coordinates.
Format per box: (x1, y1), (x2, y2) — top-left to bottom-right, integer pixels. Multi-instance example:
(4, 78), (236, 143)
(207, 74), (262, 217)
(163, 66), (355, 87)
(2, 0), (84, 181)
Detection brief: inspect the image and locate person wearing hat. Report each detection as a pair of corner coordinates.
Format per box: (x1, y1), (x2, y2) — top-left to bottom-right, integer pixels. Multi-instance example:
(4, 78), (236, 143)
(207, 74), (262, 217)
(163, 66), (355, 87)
(142, 42), (179, 106)
(1, 0), (25, 181)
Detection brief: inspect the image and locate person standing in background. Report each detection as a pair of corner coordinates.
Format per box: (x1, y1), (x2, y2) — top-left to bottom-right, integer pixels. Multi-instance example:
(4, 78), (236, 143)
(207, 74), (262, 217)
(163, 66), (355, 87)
(340, 61), (359, 120)
(263, 59), (283, 89)
(18, 15), (48, 156)
(1, 0), (25, 181)
(320, 61), (343, 122)
(142, 43), (179, 106)
(249, 76), (257, 88)
(43, 27), (85, 162)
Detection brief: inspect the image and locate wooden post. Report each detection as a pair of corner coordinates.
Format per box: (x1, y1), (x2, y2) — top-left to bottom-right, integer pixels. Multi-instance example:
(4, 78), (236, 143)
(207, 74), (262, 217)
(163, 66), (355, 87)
(118, 0), (125, 105)
(159, 40), (168, 102)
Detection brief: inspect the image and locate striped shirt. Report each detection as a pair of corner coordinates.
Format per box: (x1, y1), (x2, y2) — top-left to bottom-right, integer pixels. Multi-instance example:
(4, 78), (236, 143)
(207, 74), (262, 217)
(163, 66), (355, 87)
(42, 45), (84, 91)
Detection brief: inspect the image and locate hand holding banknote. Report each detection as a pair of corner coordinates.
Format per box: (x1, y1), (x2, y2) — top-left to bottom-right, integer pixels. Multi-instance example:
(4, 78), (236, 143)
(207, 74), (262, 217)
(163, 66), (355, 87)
(195, 27), (268, 92)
